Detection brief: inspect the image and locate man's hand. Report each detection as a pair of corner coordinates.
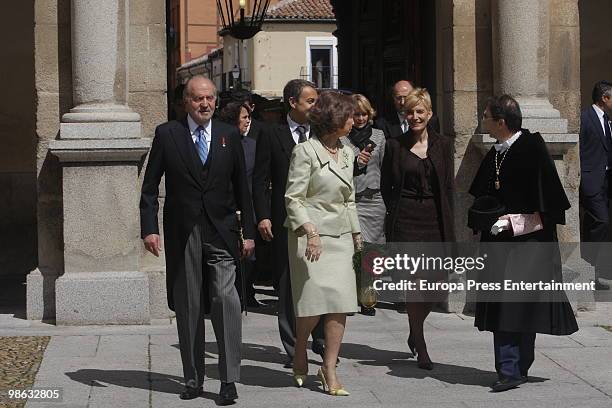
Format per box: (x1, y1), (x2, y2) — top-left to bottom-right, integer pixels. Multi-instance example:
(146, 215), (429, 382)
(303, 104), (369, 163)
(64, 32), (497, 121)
(258, 219), (273, 241)
(241, 239), (255, 258)
(357, 150), (372, 167)
(143, 234), (162, 257)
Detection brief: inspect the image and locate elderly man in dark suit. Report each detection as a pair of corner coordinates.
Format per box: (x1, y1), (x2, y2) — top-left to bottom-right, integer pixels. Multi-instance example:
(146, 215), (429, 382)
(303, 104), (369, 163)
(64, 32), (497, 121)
(580, 80), (612, 290)
(375, 80), (440, 139)
(374, 80), (414, 139)
(140, 76), (255, 404)
(252, 79), (326, 368)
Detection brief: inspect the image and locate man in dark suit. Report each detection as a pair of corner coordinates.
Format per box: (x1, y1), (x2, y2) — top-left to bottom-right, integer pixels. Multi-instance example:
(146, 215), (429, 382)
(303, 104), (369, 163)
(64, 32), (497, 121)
(580, 80), (612, 290)
(140, 76), (255, 404)
(252, 79), (325, 368)
(374, 80), (414, 139)
(374, 80), (440, 139)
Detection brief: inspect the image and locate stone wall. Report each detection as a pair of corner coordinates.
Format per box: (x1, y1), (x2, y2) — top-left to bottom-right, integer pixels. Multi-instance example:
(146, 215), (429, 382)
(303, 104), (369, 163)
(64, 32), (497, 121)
(550, 0), (580, 133)
(437, 0), (494, 242)
(29, 0), (170, 321)
(28, 0), (72, 320)
(579, 0), (612, 110)
(130, 0), (170, 319)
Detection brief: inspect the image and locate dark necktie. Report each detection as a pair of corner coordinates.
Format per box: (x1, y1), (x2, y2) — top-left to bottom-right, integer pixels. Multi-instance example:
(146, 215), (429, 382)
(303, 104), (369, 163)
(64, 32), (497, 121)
(296, 125), (307, 143)
(605, 113), (612, 168)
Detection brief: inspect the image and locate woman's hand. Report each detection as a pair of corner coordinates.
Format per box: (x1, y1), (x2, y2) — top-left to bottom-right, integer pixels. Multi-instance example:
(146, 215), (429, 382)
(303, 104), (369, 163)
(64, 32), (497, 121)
(352, 233), (363, 251)
(305, 235), (322, 262)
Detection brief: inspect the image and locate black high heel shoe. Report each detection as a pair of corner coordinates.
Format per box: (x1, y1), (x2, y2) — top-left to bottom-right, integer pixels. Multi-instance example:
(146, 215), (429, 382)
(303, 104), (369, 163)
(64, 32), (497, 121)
(413, 337), (433, 370)
(417, 357), (434, 370)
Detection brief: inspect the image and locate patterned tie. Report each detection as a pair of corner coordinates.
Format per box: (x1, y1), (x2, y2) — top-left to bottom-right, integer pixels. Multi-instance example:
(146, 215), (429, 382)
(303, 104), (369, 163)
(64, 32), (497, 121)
(401, 119), (409, 134)
(604, 113), (612, 168)
(195, 125), (209, 165)
(296, 125), (308, 143)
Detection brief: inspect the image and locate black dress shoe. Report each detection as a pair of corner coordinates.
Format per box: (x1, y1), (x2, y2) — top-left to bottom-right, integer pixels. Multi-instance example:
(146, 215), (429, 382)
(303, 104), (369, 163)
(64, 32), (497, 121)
(219, 382), (238, 405)
(417, 360), (434, 370)
(360, 306), (376, 316)
(179, 386), (203, 400)
(283, 358), (294, 369)
(491, 377), (526, 392)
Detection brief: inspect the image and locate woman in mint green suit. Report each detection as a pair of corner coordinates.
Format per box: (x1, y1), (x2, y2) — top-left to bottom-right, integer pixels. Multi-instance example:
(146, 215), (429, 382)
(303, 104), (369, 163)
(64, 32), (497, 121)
(284, 91), (361, 396)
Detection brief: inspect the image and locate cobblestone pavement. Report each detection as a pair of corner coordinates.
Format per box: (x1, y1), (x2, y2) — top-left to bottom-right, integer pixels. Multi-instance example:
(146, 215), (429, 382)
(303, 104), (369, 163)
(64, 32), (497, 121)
(0, 336), (50, 408)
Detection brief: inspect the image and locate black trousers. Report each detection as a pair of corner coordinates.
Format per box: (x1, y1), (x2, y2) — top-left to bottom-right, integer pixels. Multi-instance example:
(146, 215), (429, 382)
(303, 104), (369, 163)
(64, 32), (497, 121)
(493, 331), (536, 380)
(581, 171), (611, 279)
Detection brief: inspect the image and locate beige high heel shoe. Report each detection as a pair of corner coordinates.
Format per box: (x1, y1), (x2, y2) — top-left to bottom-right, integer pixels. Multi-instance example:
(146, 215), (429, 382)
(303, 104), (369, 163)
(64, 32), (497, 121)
(317, 368), (349, 396)
(292, 369), (307, 388)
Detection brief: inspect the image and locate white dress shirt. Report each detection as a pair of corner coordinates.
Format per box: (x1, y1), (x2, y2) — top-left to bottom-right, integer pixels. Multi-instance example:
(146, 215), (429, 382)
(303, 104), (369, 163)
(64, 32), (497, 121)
(187, 114), (212, 151)
(286, 114), (310, 144)
(494, 130), (522, 153)
(592, 104), (611, 138)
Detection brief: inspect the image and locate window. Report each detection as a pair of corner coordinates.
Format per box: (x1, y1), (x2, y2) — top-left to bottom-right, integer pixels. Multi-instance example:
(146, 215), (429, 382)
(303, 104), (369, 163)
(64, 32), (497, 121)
(305, 37), (338, 89)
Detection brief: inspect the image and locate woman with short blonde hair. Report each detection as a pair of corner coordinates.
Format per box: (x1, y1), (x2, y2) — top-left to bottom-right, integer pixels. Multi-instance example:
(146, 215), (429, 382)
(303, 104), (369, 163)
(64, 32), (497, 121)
(381, 87), (455, 370)
(341, 93), (386, 316)
(352, 94), (376, 124)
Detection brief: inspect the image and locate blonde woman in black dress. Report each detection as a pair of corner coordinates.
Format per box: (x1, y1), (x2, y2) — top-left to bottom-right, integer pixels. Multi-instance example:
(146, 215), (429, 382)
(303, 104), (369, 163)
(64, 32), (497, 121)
(381, 88), (455, 370)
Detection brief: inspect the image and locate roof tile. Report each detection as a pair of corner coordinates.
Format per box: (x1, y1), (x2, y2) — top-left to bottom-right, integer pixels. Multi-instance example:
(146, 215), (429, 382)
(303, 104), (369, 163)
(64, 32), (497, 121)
(266, 0), (334, 20)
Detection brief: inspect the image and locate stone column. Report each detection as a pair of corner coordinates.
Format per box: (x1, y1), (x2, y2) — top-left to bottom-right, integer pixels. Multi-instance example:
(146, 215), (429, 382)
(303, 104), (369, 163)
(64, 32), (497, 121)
(63, 0), (140, 125)
(492, 0), (567, 133)
(48, 0), (151, 325)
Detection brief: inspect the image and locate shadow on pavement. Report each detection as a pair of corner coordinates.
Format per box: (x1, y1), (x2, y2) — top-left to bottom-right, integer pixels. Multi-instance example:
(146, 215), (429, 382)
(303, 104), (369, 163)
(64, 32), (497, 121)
(340, 342), (549, 387)
(65, 369), (218, 402)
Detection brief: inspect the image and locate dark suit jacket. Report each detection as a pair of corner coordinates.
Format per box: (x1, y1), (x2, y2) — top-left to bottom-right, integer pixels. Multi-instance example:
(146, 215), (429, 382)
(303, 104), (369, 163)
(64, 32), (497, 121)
(374, 113), (441, 139)
(140, 118), (255, 310)
(381, 129), (455, 242)
(252, 123), (295, 227)
(252, 123), (296, 281)
(579, 106), (609, 197)
(246, 118), (265, 143)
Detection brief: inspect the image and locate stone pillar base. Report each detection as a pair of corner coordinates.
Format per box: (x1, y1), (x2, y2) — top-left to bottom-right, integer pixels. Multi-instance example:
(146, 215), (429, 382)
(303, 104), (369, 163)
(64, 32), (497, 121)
(60, 121), (141, 139)
(62, 104), (141, 123)
(55, 271), (150, 325)
(26, 268), (58, 321)
(516, 97), (569, 134)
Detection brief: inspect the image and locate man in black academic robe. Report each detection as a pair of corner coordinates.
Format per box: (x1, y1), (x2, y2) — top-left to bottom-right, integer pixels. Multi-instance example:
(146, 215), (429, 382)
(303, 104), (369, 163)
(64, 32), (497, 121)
(469, 95), (578, 393)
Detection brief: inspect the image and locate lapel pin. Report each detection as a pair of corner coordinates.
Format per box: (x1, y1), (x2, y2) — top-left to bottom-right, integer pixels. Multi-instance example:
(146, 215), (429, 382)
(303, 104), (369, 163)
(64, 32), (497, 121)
(221, 136), (226, 147)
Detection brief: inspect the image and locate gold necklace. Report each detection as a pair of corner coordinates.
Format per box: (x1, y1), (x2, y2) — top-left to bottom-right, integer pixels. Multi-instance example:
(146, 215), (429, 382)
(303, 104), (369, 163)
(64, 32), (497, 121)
(494, 149), (510, 190)
(321, 141), (339, 154)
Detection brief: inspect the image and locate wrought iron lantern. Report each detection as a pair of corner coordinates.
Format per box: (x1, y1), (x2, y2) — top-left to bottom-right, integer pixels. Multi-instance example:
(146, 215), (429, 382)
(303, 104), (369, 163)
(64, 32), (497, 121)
(217, 0), (271, 40)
